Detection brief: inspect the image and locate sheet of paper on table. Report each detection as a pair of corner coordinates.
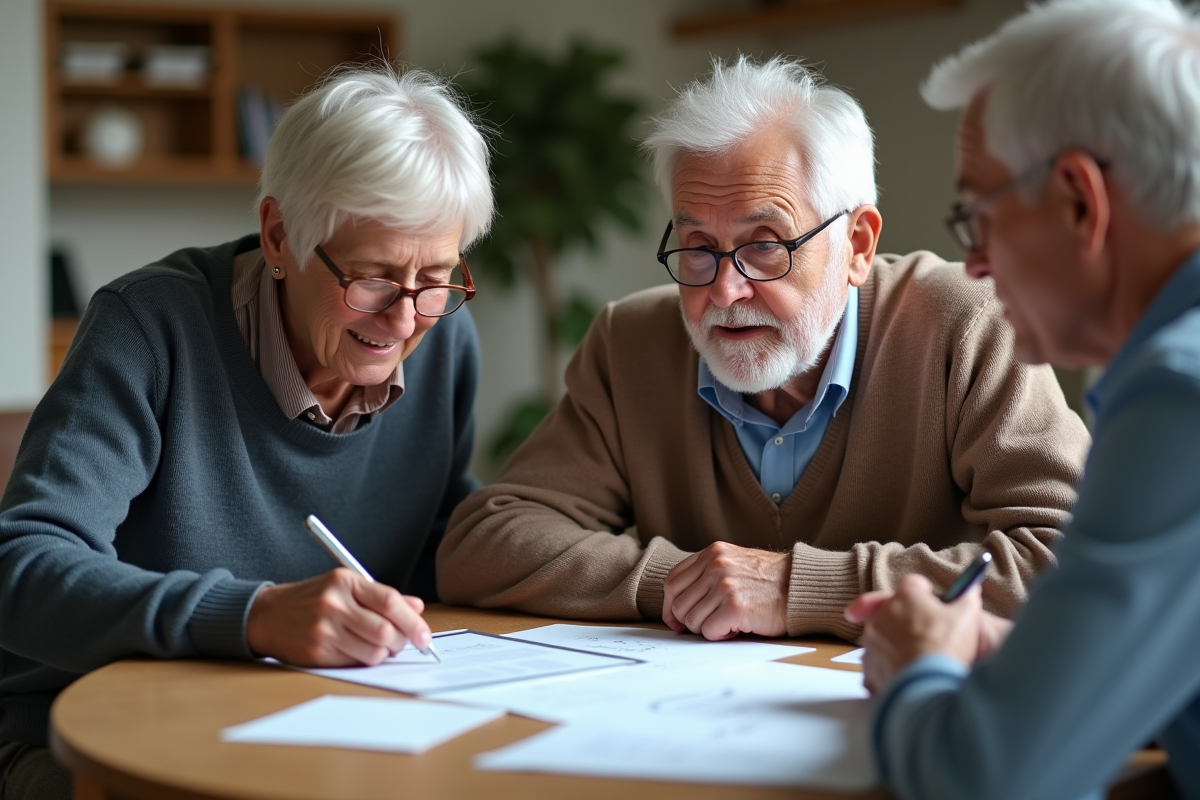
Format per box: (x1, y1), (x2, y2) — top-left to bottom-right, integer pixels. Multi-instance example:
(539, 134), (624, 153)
(832, 647), (865, 665)
(431, 625), (815, 723)
(292, 630), (640, 695)
(475, 661), (875, 791)
(504, 624), (814, 667)
(220, 695), (504, 753)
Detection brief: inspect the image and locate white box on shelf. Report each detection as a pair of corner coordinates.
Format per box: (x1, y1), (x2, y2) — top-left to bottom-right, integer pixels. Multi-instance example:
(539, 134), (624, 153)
(142, 45), (210, 88)
(60, 41), (128, 84)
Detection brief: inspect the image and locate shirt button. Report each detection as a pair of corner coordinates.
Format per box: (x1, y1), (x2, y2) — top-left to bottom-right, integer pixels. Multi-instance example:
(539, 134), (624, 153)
(774, 436), (784, 446)
(771, 493), (781, 504)
(307, 412), (316, 420)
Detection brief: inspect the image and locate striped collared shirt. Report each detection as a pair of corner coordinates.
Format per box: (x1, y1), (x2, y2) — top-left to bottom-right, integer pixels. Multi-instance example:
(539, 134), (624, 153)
(230, 248), (404, 434)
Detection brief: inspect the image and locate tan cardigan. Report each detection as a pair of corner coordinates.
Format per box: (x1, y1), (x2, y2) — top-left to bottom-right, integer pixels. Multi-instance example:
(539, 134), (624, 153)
(439, 252), (1091, 640)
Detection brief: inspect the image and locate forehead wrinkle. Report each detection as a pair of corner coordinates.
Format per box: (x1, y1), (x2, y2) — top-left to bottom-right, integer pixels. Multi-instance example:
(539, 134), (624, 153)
(734, 206), (788, 225)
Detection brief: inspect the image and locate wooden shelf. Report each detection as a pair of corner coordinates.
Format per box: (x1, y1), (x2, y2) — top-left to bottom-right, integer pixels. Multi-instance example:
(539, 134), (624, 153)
(51, 155), (260, 184)
(46, 2), (398, 185)
(670, 0), (961, 39)
(58, 74), (214, 99)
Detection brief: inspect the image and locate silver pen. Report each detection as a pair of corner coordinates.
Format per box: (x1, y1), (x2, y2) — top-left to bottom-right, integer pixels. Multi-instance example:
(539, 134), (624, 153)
(304, 514), (441, 663)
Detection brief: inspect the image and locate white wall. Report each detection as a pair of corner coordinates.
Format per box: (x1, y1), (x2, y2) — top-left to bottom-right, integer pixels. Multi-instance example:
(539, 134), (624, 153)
(37, 0), (1037, 471)
(0, 0), (46, 410)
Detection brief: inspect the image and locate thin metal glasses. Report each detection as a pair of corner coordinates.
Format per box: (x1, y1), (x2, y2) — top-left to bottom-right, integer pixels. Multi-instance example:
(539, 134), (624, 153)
(656, 211), (848, 287)
(945, 154), (1109, 253)
(314, 245), (475, 317)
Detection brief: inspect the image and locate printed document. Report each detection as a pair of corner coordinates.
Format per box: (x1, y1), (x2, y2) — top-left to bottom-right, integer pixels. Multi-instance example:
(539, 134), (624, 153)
(220, 695), (504, 753)
(475, 661), (875, 791)
(434, 625), (814, 722)
(504, 624), (813, 667)
(291, 630), (639, 695)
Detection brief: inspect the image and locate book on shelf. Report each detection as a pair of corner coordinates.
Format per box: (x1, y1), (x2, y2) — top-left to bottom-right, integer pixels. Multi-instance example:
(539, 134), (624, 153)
(238, 86), (284, 165)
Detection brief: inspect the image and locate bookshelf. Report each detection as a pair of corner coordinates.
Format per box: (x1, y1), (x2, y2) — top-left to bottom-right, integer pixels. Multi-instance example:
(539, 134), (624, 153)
(46, 2), (397, 184)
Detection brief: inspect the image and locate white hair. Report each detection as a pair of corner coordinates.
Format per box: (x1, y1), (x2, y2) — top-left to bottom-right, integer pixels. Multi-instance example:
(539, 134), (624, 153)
(643, 56), (877, 226)
(257, 64), (494, 266)
(922, 0), (1200, 229)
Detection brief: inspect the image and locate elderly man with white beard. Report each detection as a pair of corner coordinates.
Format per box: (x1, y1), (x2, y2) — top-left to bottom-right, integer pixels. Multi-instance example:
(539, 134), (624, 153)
(437, 56), (1091, 642)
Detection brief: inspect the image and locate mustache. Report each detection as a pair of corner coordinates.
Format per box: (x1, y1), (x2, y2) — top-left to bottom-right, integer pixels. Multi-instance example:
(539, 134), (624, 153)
(699, 303), (781, 331)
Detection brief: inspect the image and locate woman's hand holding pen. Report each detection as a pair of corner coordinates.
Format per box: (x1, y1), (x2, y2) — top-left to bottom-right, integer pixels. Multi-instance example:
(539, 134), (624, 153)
(245, 569), (433, 667)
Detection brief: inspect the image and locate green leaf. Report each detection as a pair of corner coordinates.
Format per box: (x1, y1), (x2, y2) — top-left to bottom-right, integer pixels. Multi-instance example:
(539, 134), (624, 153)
(554, 293), (599, 348)
(459, 37), (648, 273)
(488, 395), (555, 466)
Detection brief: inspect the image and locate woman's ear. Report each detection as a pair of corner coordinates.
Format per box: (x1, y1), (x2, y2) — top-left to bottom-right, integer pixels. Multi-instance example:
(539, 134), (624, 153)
(258, 196), (289, 276)
(847, 204), (882, 287)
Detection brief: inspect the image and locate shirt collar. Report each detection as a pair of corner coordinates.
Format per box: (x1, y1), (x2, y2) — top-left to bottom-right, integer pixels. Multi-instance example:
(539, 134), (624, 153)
(1087, 248), (1200, 416)
(698, 285), (858, 431)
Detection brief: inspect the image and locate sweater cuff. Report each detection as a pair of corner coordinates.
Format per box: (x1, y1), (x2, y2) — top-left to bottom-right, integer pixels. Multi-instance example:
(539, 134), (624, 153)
(635, 537), (691, 619)
(188, 580), (269, 659)
(787, 543), (863, 639)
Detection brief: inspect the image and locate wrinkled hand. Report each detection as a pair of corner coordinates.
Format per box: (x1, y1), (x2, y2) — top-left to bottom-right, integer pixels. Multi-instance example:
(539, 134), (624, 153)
(662, 542), (790, 640)
(246, 568), (432, 667)
(843, 574), (984, 694)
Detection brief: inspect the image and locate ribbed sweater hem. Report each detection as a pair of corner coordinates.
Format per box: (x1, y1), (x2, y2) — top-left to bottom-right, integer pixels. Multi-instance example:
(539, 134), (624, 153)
(635, 538), (690, 618)
(188, 580), (269, 659)
(787, 544), (863, 639)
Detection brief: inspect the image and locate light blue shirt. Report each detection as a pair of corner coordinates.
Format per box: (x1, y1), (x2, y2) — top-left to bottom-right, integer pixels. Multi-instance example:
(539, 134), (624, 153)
(697, 286), (857, 505)
(873, 251), (1200, 800)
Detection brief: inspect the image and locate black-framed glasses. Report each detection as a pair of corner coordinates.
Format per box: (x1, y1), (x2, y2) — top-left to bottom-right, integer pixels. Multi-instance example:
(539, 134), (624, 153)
(946, 154), (1110, 253)
(314, 244), (476, 317)
(655, 211), (848, 287)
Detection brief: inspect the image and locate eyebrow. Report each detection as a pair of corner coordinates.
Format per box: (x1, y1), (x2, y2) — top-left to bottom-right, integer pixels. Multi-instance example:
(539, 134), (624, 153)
(674, 210), (704, 227)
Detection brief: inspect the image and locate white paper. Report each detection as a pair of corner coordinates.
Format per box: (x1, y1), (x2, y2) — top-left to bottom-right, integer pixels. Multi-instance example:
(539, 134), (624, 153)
(220, 695), (504, 753)
(505, 624), (813, 667)
(434, 626), (813, 723)
(294, 630), (639, 695)
(475, 662), (875, 791)
(832, 647), (865, 665)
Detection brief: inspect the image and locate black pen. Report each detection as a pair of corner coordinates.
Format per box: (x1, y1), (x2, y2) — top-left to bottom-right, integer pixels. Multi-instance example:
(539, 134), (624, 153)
(304, 514), (441, 662)
(940, 551), (992, 602)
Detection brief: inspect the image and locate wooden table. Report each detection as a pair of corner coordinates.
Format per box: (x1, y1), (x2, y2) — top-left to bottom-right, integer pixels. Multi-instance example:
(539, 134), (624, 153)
(50, 606), (1169, 800)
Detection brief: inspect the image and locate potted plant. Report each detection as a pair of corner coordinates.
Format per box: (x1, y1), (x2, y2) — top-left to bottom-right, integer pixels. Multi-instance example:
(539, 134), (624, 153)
(462, 38), (647, 465)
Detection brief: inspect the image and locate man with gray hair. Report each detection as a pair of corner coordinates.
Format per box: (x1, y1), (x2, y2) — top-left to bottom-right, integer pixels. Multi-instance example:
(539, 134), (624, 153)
(846, 0), (1200, 797)
(439, 56), (1089, 641)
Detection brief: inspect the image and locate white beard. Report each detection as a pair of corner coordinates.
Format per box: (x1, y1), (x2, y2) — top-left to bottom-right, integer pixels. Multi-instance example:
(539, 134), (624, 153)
(683, 243), (849, 395)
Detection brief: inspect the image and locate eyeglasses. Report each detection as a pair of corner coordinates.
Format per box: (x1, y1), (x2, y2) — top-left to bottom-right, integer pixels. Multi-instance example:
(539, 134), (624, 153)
(655, 211), (848, 287)
(945, 154), (1110, 253)
(314, 245), (476, 317)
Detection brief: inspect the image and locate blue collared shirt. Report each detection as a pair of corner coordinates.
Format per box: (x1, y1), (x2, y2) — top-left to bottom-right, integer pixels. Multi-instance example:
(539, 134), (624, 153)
(873, 251), (1200, 800)
(698, 286), (857, 504)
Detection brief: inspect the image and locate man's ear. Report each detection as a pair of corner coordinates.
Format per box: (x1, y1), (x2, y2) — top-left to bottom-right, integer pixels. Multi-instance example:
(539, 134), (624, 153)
(258, 196), (290, 272)
(1052, 151), (1109, 261)
(846, 204), (882, 287)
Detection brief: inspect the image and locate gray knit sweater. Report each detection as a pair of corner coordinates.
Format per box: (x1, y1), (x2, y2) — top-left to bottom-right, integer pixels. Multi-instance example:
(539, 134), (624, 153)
(0, 235), (480, 745)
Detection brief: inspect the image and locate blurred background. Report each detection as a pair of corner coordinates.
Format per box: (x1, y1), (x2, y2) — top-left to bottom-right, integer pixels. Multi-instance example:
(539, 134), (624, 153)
(2, 0), (1074, 484)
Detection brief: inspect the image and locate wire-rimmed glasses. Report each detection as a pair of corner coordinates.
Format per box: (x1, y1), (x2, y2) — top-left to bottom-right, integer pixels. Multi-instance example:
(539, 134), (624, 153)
(314, 244), (476, 317)
(655, 211), (848, 287)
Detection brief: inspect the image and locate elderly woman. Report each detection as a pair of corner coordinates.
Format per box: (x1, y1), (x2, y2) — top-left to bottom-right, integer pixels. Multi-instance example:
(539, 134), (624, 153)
(0, 65), (491, 798)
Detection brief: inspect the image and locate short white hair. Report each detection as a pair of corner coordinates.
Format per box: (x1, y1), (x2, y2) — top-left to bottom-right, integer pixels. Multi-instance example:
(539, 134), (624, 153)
(922, 0), (1200, 229)
(643, 56), (877, 222)
(257, 64), (494, 265)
